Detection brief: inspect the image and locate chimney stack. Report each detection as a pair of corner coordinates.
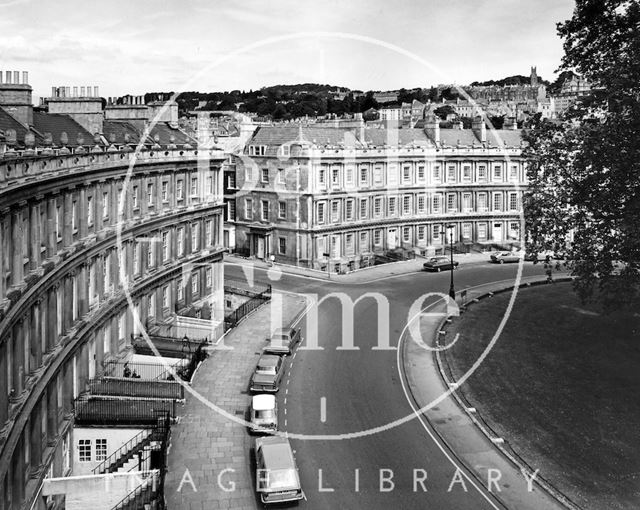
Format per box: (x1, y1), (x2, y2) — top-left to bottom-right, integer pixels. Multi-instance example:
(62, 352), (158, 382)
(22, 71), (28, 84)
(94, 86), (99, 97)
(5, 71), (11, 84)
(13, 71), (19, 84)
(472, 116), (486, 143)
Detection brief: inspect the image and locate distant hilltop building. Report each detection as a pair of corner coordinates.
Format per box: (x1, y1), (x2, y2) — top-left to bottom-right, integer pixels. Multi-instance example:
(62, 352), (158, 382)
(465, 67), (547, 103)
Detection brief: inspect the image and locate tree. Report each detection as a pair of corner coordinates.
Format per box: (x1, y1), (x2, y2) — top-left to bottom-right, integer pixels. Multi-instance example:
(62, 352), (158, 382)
(523, 0), (640, 311)
(434, 105), (455, 120)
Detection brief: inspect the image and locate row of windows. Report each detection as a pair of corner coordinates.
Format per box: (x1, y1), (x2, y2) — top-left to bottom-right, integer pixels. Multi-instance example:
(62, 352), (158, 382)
(78, 439), (107, 462)
(314, 192), (521, 224)
(314, 221), (521, 257)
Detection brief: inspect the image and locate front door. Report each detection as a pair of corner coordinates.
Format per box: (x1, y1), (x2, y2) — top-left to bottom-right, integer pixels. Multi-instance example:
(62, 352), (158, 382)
(256, 236), (265, 259)
(492, 222), (503, 242)
(388, 229), (397, 250)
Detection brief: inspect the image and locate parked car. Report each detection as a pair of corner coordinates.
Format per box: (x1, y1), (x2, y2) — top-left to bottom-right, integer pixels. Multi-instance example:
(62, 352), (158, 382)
(423, 256), (459, 272)
(249, 394), (278, 434)
(264, 327), (301, 355)
(250, 354), (285, 393)
(490, 251), (523, 264)
(255, 436), (304, 504)
(524, 250), (555, 262)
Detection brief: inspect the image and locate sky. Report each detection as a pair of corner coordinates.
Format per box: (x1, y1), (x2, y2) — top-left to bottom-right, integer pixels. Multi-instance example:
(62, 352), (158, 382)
(0, 0), (576, 101)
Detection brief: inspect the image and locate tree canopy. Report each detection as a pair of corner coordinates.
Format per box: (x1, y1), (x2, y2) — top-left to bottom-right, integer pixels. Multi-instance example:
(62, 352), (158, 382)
(523, 0), (640, 311)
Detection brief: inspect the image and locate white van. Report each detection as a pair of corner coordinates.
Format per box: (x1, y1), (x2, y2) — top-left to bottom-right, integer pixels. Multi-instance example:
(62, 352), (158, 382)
(255, 436), (304, 504)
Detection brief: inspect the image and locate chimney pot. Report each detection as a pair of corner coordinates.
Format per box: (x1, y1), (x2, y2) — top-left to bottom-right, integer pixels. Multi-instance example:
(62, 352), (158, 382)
(94, 86), (99, 97)
(22, 71), (28, 84)
(13, 71), (19, 84)
(6, 71), (11, 84)
(86, 85), (91, 97)
(80, 86), (85, 97)
(73, 86), (78, 97)
(65, 86), (70, 97)
(0, 71), (3, 84)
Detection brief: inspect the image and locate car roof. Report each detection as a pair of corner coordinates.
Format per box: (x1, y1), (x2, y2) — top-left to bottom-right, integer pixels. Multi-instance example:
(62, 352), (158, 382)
(256, 437), (295, 469)
(252, 394), (276, 410)
(258, 354), (280, 366)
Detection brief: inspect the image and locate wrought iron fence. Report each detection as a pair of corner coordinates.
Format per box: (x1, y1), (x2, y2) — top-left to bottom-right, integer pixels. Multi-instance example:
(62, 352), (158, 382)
(88, 377), (184, 400)
(224, 284), (272, 330)
(74, 397), (176, 426)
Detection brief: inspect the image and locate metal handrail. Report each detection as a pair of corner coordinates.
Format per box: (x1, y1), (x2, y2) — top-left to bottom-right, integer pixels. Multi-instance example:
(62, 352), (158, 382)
(92, 429), (152, 475)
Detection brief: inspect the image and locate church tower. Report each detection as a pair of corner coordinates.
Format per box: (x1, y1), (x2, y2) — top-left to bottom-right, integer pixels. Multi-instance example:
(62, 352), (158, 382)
(530, 66), (538, 87)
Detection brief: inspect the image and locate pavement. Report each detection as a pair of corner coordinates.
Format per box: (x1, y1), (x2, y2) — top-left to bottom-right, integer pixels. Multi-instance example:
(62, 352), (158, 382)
(164, 292), (307, 509)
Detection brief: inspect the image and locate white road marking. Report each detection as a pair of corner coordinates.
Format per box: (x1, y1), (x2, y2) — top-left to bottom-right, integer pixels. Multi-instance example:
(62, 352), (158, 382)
(285, 388), (289, 395)
(320, 397), (327, 423)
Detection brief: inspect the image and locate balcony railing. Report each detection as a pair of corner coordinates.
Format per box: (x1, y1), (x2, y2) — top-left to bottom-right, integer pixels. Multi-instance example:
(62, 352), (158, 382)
(88, 377), (184, 400)
(224, 284), (271, 330)
(74, 396), (176, 426)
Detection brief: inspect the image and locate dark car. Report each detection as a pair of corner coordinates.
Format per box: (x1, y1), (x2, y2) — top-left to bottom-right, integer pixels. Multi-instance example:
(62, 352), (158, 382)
(423, 256), (459, 272)
(263, 327), (301, 355)
(250, 354), (285, 393)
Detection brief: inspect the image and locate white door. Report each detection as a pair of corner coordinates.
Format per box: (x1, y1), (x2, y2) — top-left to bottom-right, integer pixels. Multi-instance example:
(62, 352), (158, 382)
(257, 237), (265, 259)
(492, 222), (503, 242)
(388, 229), (397, 249)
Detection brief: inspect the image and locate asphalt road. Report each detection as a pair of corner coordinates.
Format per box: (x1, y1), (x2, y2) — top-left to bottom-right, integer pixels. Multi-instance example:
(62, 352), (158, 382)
(226, 260), (549, 509)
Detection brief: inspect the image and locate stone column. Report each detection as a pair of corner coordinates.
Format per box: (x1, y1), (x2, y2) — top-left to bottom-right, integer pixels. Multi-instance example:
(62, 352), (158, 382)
(29, 403), (43, 476)
(46, 382), (57, 444)
(46, 285), (58, 352)
(0, 212), (5, 299)
(0, 341), (8, 425)
(29, 202), (41, 271)
(11, 320), (24, 395)
(11, 207), (23, 287)
(79, 186), (88, 239)
(32, 301), (42, 369)
(76, 264), (87, 317)
(46, 196), (56, 258)
(63, 192), (73, 247)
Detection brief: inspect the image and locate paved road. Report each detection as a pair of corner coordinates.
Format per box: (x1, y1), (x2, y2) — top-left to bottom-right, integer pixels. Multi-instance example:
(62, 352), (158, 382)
(225, 260), (556, 509)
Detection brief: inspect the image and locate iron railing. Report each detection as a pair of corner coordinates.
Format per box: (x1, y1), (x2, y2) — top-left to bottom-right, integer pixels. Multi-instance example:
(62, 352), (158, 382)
(74, 396), (176, 426)
(102, 360), (185, 381)
(224, 284), (271, 330)
(88, 377), (184, 400)
(93, 428), (152, 475)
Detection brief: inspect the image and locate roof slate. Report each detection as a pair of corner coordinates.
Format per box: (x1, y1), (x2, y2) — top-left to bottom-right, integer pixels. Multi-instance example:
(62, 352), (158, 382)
(32, 111), (94, 147)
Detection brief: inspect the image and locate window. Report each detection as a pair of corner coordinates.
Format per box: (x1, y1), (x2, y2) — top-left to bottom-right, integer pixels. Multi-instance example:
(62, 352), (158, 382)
(417, 194), (426, 213)
(176, 180), (184, 200)
(103, 252), (111, 294)
(478, 193), (487, 211)
(331, 200), (340, 222)
(417, 165), (425, 181)
(345, 234), (354, 255)
(79, 439), (91, 462)
(402, 226), (411, 242)
(359, 198), (368, 219)
(359, 231), (368, 248)
(207, 175), (213, 195)
(433, 164), (441, 182)
(493, 165), (502, 180)
(346, 166), (354, 184)
(227, 201), (236, 220)
(388, 196), (397, 215)
(56, 205), (62, 238)
(261, 200), (269, 221)
(190, 177), (198, 196)
(478, 165), (487, 180)
(161, 181), (168, 202)
(478, 223), (487, 240)
(103, 321), (110, 354)
(280, 145), (290, 157)
(261, 168), (269, 183)
(447, 165), (456, 182)
(509, 192), (518, 211)
(319, 166), (326, 185)
(206, 220), (213, 246)
(162, 231), (169, 261)
(96, 439), (107, 462)
(493, 193), (503, 211)
(245, 166), (254, 182)
(274, 201), (286, 220)
(227, 173), (237, 189)
(417, 225), (426, 241)
(118, 313), (125, 342)
(249, 145), (266, 156)
(87, 196), (93, 225)
(177, 278), (184, 300)
(462, 223), (472, 239)
(277, 168), (285, 184)
(360, 166), (368, 185)
(374, 229), (382, 245)
(462, 165), (472, 182)
(403, 195), (411, 215)
(162, 285), (169, 309)
(331, 167), (340, 186)
(433, 194), (442, 213)
(147, 183), (154, 206)
(206, 267), (212, 287)
(331, 235), (340, 258)
(373, 165), (383, 184)
(148, 293), (156, 317)
(317, 202), (326, 224)
(72, 200), (78, 230)
(447, 194), (457, 212)
(175, 227), (184, 256)
(510, 165), (518, 181)
(402, 166), (411, 183)
(191, 223), (199, 251)
(373, 197), (382, 217)
(509, 221), (520, 239)
(462, 193), (472, 212)
(102, 192), (109, 219)
(147, 241), (154, 268)
(433, 224), (441, 243)
(132, 186), (139, 209)
(345, 199), (354, 220)
(192, 277), (198, 295)
(133, 243), (140, 274)
(278, 237), (287, 255)
(245, 199), (253, 220)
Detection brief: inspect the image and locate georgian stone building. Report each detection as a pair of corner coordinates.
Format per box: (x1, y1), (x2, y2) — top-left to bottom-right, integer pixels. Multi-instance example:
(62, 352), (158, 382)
(0, 73), (226, 509)
(234, 116), (525, 272)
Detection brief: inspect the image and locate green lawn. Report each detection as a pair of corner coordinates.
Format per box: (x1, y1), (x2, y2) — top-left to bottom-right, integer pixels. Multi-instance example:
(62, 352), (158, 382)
(445, 282), (640, 510)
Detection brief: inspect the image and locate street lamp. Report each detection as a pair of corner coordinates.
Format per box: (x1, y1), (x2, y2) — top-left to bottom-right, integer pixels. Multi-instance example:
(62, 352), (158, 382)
(182, 334), (191, 359)
(446, 224), (456, 300)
